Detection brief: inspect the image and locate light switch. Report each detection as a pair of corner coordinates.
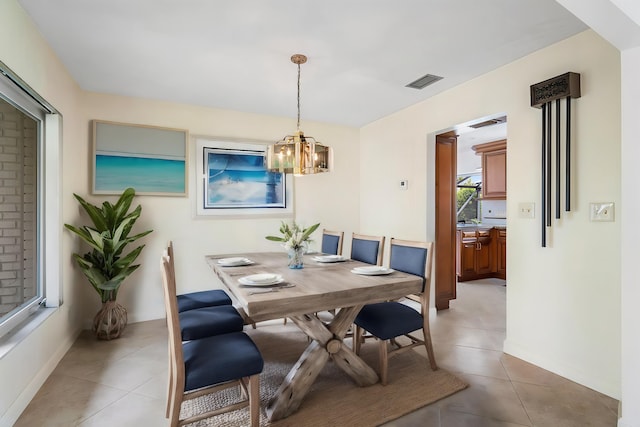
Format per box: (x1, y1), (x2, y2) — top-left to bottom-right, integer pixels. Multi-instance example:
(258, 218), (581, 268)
(518, 202), (535, 219)
(590, 202), (614, 222)
(400, 180), (408, 190)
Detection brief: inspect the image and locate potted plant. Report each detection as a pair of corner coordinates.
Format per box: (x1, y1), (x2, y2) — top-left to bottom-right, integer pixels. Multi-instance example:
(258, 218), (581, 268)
(64, 187), (152, 340)
(266, 221), (319, 269)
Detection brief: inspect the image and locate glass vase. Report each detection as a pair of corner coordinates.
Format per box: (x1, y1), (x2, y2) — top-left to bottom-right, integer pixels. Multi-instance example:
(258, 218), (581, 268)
(288, 246), (305, 269)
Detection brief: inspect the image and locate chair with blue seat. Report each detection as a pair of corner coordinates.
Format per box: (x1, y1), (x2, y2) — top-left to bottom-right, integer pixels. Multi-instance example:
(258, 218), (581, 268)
(167, 241), (234, 312)
(164, 245), (244, 340)
(161, 253), (264, 427)
(321, 229), (344, 255)
(353, 238), (437, 385)
(350, 233), (385, 265)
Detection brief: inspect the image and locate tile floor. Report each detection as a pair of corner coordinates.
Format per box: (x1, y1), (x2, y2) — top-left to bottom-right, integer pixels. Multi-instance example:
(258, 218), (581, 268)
(15, 279), (619, 426)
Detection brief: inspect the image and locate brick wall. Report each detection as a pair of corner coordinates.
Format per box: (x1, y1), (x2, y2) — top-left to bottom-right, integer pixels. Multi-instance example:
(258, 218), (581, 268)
(0, 100), (37, 317)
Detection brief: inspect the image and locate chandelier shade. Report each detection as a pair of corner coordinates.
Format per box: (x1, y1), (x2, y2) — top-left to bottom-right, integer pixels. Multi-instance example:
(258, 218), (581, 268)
(266, 54), (332, 176)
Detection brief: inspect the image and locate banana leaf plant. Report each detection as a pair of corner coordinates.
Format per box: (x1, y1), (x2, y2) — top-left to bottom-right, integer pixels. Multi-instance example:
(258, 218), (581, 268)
(64, 188), (153, 303)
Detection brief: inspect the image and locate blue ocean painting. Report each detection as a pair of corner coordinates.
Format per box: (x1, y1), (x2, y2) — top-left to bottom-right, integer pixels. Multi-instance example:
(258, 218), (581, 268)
(206, 150), (285, 208)
(95, 155), (186, 193)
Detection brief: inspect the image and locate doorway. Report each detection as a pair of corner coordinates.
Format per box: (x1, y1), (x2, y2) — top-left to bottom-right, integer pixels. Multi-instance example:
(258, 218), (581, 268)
(434, 115), (507, 309)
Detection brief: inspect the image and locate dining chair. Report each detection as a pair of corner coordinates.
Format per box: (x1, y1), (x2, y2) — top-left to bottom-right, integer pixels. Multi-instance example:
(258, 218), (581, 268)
(167, 241), (234, 312)
(350, 233), (385, 265)
(164, 245), (245, 341)
(353, 238), (437, 385)
(321, 229), (344, 255)
(161, 253), (264, 427)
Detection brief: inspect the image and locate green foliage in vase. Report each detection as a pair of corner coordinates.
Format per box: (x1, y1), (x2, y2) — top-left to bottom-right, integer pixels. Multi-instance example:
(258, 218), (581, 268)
(64, 188), (153, 303)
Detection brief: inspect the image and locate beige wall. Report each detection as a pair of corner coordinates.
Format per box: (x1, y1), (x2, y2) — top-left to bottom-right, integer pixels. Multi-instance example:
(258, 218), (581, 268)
(78, 92), (361, 323)
(0, 0), (627, 423)
(361, 30), (621, 398)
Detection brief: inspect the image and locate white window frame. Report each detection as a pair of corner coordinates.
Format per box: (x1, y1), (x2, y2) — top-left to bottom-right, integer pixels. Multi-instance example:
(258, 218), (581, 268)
(0, 63), (61, 340)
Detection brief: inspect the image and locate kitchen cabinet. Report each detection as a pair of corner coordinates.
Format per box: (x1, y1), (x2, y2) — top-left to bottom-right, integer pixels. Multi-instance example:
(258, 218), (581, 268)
(456, 228), (493, 282)
(494, 228), (507, 280)
(456, 226), (506, 282)
(472, 140), (506, 200)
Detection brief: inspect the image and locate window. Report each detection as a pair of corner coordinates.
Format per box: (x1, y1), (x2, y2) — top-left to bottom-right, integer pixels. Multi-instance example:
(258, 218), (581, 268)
(456, 173), (481, 223)
(0, 63), (60, 339)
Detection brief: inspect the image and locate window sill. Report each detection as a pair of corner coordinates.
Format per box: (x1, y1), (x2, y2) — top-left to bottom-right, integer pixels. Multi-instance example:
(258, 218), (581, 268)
(0, 307), (57, 360)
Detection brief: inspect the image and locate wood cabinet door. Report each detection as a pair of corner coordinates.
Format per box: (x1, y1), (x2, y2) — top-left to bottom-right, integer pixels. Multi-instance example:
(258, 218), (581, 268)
(496, 231), (507, 279)
(459, 240), (477, 279)
(475, 239), (493, 275)
(483, 149), (506, 199)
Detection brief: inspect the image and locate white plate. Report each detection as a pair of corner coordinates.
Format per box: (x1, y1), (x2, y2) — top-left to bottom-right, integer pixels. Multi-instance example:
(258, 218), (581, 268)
(243, 273), (279, 283)
(238, 276), (285, 287)
(351, 266), (394, 275)
(218, 257), (254, 266)
(313, 255), (347, 263)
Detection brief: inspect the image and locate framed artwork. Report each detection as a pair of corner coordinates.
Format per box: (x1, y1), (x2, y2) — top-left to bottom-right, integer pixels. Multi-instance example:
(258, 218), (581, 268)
(194, 137), (293, 217)
(92, 120), (188, 196)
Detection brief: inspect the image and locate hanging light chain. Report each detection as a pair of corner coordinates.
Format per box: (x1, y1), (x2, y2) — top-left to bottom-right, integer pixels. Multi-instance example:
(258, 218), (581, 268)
(297, 61), (301, 131)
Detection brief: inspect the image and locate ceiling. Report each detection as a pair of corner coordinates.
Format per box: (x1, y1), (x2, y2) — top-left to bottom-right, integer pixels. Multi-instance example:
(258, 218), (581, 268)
(18, 0), (587, 128)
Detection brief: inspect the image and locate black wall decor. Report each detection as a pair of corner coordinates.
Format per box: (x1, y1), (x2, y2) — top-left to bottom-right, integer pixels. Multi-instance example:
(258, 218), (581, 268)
(530, 72), (581, 247)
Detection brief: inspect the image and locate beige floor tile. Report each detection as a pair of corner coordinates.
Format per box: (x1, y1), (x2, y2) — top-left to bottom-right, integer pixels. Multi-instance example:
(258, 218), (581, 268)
(14, 374), (127, 427)
(511, 381), (618, 427)
(77, 392), (167, 427)
(434, 343), (510, 380)
(500, 354), (575, 388)
(437, 373), (532, 426)
(440, 408), (530, 427)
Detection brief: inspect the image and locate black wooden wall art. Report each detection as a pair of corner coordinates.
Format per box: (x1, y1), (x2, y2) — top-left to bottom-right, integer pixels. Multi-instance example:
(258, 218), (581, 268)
(530, 72), (581, 247)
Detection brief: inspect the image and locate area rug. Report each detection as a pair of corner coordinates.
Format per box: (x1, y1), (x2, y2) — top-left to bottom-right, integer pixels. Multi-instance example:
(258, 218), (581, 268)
(181, 322), (467, 426)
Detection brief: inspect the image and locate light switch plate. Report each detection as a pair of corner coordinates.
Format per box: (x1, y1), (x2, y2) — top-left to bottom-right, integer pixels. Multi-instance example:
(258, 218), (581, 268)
(590, 202), (614, 222)
(399, 180), (408, 190)
(518, 202), (535, 219)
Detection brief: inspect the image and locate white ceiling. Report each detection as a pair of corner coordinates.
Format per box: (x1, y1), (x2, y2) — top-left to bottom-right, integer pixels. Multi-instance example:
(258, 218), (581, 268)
(18, 0), (587, 128)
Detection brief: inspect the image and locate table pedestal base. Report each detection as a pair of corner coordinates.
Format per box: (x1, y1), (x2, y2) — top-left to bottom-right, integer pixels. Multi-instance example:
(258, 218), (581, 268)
(266, 305), (379, 421)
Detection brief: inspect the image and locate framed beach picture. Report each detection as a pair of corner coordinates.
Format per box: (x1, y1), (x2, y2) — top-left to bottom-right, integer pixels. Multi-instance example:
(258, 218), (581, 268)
(92, 120), (188, 196)
(194, 137), (293, 217)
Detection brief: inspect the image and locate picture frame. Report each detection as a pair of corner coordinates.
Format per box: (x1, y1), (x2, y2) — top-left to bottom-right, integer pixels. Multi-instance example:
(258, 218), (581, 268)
(194, 137), (293, 217)
(92, 120), (188, 196)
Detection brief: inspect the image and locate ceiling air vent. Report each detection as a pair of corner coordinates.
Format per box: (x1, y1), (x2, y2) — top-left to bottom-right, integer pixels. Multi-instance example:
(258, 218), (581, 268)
(469, 116), (507, 129)
(405, 73), (443, 90)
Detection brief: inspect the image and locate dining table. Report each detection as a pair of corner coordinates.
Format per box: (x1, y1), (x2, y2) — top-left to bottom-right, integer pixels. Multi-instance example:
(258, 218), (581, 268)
(205, 251), (423, 421)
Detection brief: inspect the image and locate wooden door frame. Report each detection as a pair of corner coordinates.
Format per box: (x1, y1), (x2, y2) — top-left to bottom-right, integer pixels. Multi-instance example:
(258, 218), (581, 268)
(434, 132), (457, 310)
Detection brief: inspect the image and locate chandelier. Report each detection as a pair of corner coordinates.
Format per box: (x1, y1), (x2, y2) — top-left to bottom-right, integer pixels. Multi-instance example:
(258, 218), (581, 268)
(266, 54), (332, 176)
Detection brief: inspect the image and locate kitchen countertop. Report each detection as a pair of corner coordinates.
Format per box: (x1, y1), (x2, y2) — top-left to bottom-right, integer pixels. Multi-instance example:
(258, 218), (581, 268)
(456, 224), (506, 230)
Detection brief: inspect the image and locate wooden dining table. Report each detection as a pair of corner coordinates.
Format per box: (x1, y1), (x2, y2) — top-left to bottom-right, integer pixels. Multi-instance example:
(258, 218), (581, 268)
(205, 252), (423, 421)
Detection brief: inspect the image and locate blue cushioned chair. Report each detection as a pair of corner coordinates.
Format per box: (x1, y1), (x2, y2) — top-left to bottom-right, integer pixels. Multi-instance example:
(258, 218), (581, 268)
(165, 243), (244, 340)
(161, 253), (263, 427)
(168, 241), (234, 312)
(353, 238), (437, 385)
(350, 233), (385, 265)
(321, 229), (344, 255)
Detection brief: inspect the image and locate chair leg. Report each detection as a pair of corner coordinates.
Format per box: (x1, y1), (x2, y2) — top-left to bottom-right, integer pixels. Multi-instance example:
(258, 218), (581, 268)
(378, 339), (389, 385)
(422, 324), (438, 370)
(249, 374), (260, 427)
(166, 343), (174, 418)
(168, 387), (182, 427)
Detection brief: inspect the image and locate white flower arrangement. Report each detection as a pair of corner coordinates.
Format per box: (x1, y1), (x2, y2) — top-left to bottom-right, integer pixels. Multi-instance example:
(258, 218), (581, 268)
(265, 221), (320, 251)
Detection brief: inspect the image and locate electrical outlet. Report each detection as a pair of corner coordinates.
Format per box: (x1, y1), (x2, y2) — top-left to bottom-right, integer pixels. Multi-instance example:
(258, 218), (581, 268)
(590, 202), (614, 222)
(518, 202), (535, 219)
